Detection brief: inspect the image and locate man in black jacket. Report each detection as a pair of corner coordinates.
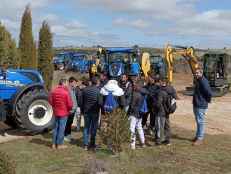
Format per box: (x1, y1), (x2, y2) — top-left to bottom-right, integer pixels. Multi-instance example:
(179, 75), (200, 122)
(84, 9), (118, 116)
(155, 80), (169, 145)
(119, 74), (133, 112)
(82, 77), (102, 150)
(160, 79), (177, 145)
(192, 68), (212, 146)
(143, 75), (161, 133)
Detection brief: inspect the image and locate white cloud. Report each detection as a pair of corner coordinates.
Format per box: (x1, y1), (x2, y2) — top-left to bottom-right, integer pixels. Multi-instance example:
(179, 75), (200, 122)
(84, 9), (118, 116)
(113, 18), (150, 29)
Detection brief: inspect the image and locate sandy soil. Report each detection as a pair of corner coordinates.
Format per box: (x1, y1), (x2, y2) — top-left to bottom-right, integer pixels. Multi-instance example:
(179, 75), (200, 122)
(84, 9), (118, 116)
(172, 73), (231, 135)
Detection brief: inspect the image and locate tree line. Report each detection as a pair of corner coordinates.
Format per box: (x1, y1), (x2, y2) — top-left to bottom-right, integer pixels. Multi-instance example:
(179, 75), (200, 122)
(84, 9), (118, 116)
(0, 5), (53, 90)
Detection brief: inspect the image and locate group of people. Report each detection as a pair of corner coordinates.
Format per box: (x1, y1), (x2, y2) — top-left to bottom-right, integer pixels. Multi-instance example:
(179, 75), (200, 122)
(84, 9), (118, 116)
(48, 67), (212, 150)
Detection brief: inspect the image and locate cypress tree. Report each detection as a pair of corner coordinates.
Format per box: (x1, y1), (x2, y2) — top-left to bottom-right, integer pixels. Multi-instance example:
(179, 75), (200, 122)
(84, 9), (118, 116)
(8, 39), (19, 68)
(0, 23), (19, 67)
(19, 5), (35, 69)
(31, 41), (37, 69)
(0, 24), (8, 65)
(38, 21), (53, 90)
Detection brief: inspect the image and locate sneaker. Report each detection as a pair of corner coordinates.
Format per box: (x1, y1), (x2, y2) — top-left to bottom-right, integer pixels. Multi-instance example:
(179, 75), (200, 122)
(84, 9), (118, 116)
(51, 144), (56, 149)
(141, 143), (146, 148)
(131, 144), (136, 150)
(57, 145), (68, 149)
(192, 137), (197, 142)
(155, 142), (161, 146)
(83, 145), (88, 151)
(162, 140), (171, 146)
(193, 139), (203, 146)
(64, 135), (71, 142)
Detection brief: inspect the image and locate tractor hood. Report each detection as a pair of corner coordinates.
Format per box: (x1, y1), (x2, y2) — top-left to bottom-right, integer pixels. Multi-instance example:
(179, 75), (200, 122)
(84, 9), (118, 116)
(0, 69), (44, 100)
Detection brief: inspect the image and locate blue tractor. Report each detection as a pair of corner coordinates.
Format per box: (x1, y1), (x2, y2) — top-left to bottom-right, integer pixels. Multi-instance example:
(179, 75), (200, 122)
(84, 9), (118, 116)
(53, 52), (73, 70)
(97, 47), (141, 78)
(0, 68), (54, 132)
(66, 53), (90, 73)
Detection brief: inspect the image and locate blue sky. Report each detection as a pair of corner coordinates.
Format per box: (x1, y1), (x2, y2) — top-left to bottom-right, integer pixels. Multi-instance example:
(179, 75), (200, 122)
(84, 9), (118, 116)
(0, 0), (231, 48)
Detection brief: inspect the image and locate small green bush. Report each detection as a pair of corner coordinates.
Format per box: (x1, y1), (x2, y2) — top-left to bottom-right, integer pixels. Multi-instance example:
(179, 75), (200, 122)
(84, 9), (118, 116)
(100, 109), (130, 153)
(0, 151), (15, 174)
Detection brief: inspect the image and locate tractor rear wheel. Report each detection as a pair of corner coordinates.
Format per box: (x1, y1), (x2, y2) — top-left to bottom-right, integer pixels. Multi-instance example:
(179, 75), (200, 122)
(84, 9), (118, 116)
(16, 89), (54, 132)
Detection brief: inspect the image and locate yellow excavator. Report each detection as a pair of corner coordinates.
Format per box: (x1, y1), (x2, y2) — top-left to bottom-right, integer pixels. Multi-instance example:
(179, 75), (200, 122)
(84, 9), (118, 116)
(164, 44), (231, 96)
(164, 44), (199, 83)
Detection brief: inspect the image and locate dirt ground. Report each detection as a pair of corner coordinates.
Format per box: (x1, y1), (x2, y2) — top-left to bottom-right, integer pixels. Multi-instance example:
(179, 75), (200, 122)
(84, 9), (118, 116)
(0, 71), (230, 143)
(172, 73), (231, 135)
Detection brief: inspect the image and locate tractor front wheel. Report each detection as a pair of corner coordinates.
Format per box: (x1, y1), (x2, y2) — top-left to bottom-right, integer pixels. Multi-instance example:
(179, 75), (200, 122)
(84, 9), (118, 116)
(16, 89), (54, 132)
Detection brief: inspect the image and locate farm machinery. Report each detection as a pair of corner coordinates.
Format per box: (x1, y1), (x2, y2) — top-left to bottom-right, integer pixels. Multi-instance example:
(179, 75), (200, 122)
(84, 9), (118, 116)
(94, 46), (149, 79)
(66, 53), (91, 73)
(53, 52), (73, 70)
(0, 67), (54, 132)
(164, 45), (231, 96)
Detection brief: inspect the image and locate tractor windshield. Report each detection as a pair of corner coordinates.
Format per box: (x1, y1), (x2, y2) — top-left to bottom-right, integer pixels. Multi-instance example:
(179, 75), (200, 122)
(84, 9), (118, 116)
(108, 53), (129, 63)
(150, 56), (162, 64)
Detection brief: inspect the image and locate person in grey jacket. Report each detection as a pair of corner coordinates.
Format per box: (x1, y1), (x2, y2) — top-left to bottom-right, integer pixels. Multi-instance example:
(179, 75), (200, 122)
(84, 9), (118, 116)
(192, 68), (212, 146)
(64, 77), (78, 142)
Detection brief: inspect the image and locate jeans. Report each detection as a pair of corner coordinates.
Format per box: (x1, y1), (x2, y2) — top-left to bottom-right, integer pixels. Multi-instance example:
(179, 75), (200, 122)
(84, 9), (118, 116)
(155, 116), (166, 143)
(193, 107), (207, 140)
(130, 116), (145, 147)
(52, 116), (68, 145)
(83, 113), (99, 146)
(64, 113), (75, 136)
(164, 117), (171, 142)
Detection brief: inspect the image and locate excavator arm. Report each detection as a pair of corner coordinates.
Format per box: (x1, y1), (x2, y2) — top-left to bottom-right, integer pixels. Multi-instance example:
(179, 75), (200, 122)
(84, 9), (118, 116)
(165, 44), (199, 83)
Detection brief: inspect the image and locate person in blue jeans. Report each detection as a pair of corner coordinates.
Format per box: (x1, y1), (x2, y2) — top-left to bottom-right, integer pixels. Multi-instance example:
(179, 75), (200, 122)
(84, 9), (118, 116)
(49, 79), (73, 149)
(81, 77), (102, 150)
(192, 68), (212, 146)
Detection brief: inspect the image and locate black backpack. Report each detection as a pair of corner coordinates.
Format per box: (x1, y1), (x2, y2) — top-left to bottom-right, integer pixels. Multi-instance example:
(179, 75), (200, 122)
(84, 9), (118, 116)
(164, 93), (177, 114)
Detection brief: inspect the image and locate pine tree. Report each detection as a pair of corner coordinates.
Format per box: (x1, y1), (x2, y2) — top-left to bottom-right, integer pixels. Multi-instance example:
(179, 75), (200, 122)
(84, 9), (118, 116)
(38, 21), (53, 90)
(19, 5), (35, 69)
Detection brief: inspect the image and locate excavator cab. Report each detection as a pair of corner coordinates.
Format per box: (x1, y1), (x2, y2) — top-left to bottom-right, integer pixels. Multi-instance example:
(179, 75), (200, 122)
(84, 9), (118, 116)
(149, 54), (167, 79)
(203, 51), (231, 96)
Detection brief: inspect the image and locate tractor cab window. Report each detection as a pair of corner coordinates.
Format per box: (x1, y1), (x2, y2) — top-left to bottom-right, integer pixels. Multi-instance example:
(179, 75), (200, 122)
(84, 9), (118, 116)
(109, 53), (129, 63)
(130, 53), (139, 63)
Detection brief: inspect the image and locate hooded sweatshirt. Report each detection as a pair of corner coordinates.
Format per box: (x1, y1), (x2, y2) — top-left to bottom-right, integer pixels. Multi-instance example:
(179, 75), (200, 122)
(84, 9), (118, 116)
(100, 80), (125, 108)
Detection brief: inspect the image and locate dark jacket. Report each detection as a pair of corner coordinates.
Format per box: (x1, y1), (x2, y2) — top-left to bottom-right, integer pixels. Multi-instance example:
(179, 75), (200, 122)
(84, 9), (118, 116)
(161, 85), (177, 99)
(145, 83), (161, 111)
(156, 89), (168, 117)
(75, 86), (82, 107)
(193, 76), (212, 109)
(128, 87), (149, 118)
(119, 81), (133, 106)
(81, 85), (102, 114)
